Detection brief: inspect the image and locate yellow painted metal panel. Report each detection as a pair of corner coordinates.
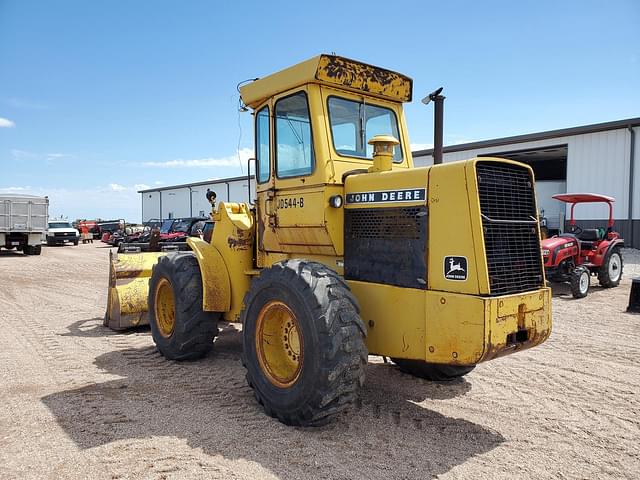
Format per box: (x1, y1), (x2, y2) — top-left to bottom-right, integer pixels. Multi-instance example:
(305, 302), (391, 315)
(187, 237), (231, 312)
(427, 160), (483, 295)
(106, 250), (165, 329)
(316, 55), (412, 102)
(479, 288), (552, 363)
(209, 202), (255, 322)
(344, 167), (429, 209)
(240, 55), (413, 109)
(275, 190), (325, 226)
(348, 281), (426, 359)
(424, 291), (488, 365)
(348, 281), (551, 366)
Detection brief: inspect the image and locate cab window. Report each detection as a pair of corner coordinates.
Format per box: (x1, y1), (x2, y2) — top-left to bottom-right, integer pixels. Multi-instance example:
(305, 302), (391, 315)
(275, 92), (314, 178)
(256, 106), (270, 183)
(328, 96), (402, 162)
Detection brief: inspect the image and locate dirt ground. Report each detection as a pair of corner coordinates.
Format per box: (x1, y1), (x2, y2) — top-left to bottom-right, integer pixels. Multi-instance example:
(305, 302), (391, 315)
(1, 243), (639, 480)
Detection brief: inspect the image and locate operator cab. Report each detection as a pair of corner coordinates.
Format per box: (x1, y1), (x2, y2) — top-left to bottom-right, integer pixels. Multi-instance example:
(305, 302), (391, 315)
(239, 55), (414, 260)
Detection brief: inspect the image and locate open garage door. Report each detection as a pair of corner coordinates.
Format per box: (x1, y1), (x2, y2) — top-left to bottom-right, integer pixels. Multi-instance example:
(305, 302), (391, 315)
(480, 145), (567, 235)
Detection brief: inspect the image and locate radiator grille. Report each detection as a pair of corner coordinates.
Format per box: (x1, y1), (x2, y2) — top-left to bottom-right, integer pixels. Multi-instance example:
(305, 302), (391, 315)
(345, 207), (427, 289)
(346, 207), (423, 240)
(476, 162), (544, 295)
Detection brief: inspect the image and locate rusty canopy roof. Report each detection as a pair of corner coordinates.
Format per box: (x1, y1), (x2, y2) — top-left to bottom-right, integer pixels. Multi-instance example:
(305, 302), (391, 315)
(240, 54), (413, 109)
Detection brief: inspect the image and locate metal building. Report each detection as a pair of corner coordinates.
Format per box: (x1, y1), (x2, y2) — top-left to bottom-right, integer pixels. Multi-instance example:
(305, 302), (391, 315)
(139, 118), (639, 247)
(139, 175), (255, 222)
(413, 118), (640, 248)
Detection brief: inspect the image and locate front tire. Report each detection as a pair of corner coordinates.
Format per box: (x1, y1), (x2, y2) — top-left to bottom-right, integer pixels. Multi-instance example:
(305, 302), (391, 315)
(241, 260), (367, 426)
(598, 247), (623, 288)
(148, 252), (219, 360)
(570, 265), (590, 298)
(392, 358), (475, 381)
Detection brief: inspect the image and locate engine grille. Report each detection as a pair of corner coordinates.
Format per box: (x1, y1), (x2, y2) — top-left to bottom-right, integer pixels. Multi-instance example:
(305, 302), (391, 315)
(476, 162), (544, 295)
(344, 207), (427, 289)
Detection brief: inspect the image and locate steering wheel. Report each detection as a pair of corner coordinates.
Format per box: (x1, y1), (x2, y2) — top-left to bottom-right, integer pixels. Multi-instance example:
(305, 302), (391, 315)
(569, 224), (582, 235)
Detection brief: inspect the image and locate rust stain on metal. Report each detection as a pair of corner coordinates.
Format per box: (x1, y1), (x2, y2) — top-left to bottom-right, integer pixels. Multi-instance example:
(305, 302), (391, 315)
(257, 202), (265, 251)
(317, 55), (412, 102)
(227, 228), (253, 250)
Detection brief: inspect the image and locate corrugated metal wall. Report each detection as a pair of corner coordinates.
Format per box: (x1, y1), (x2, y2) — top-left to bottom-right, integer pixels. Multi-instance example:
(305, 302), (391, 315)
(414, 127), (636, 221)
(140, 177), (254, 222)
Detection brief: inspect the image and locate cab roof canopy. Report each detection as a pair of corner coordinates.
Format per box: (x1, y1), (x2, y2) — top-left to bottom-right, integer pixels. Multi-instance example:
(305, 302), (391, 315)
(240, 54), (413, 109)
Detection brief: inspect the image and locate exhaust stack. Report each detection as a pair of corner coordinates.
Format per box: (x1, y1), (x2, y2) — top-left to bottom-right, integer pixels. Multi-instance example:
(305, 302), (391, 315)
(421, 87), (445, 165)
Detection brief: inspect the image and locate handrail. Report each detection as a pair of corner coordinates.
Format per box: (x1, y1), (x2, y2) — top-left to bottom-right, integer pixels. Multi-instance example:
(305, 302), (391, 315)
(481, 214), (538, 225)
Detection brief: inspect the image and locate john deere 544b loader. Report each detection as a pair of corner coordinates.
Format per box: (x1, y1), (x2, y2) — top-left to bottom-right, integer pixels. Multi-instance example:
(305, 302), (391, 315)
(107, 55), (552, 426)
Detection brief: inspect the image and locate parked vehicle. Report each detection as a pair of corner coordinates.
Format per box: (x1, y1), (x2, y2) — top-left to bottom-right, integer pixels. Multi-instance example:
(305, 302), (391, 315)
(76, 220), (101, 239)
(541, 193), (624, 298)
(98, 219), (125, 243)
(0, 194), (48, 255)
(106, 54), (553, 427)
(46, 220), (80, 246)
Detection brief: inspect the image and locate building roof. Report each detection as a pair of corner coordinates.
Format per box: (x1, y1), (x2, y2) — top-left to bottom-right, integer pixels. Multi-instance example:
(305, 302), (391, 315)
(137, 175), (254, 193)
(412, 117), (640, 157)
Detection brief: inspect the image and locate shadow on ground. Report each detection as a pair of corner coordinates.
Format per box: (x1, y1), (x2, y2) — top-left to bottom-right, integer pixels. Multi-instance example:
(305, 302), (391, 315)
(43, 323), (503, 479)
(61, 318), (150, 338)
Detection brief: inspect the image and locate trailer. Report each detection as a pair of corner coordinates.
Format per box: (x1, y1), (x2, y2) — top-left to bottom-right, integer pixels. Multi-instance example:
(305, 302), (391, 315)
(0, 195), (49, 255)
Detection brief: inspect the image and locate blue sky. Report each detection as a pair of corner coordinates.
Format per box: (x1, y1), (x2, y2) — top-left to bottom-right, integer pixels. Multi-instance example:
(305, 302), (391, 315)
(0, 0), (638, 221)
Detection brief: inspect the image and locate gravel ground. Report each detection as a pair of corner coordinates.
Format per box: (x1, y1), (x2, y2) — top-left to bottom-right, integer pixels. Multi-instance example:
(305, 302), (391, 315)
(1, 244), (639, 480)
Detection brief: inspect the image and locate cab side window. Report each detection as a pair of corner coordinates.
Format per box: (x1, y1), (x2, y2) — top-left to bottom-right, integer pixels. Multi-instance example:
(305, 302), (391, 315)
(256, 106), (270, 183)
(275, 92), (314, 178)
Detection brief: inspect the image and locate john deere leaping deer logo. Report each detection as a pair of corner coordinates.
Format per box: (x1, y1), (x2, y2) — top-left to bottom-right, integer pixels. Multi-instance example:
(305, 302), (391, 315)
(444, 256), (468, 281)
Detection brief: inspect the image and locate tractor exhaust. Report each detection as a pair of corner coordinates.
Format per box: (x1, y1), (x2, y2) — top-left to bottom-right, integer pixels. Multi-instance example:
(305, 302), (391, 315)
(421, 87), (445, 165)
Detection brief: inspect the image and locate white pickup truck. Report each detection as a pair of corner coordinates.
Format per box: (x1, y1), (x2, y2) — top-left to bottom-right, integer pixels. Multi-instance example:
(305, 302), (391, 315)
(0, 194), (49, 255)
(46, 220), (79, 246)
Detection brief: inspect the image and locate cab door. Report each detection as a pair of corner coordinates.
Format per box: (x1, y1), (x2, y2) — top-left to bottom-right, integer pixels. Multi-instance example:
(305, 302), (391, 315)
(255, 88), (337, 257)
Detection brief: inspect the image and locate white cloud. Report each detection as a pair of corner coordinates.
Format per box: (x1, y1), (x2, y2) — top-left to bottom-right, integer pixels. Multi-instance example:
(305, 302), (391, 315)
(142, 148), (253, 168)
(109, 183), (127, 191)
(11, 149), (72, 161)
(0, 186), (31, 193)
(154, 180), (164, 185)
(451, 138), (475, 145)
(134, 183), (151, 191)
(410, 143), (434, 152)
(0, 117), (15, 128)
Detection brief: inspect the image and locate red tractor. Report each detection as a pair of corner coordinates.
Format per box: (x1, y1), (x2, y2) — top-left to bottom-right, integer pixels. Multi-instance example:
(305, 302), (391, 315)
(541, 193), (624, 298)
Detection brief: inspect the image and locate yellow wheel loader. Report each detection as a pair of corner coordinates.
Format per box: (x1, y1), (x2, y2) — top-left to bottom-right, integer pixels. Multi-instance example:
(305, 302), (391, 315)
(107, 55), (552, 426)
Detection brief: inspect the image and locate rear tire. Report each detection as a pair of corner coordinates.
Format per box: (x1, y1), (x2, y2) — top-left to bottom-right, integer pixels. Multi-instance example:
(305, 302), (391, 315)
(24, 245), (33, 255)
(241, 260), (367, 426)
(148, 252), (219, 360)
(392, 358), (475, 381)
(598, 247), (623, 288)
(31, 245), (41, 255)
(570, 265), (590, 298)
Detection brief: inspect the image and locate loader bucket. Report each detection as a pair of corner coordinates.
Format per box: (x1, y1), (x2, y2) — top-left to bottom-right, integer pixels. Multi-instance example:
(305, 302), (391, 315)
(104, 250), (165, 330)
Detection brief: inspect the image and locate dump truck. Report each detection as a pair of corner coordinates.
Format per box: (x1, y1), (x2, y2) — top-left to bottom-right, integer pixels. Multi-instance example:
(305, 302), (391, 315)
(107, 55), (552, 426)
(0, 194), (48, 255)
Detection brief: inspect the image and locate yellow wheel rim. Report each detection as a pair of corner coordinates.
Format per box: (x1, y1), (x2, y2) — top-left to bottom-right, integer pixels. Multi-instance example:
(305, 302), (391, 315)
(154, 278), (176, 338)
(255, 301), (303, 388)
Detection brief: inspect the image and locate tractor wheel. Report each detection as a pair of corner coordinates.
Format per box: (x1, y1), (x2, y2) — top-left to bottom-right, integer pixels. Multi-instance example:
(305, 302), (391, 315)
(598, 247), (623, 288)
(241, 259), (367, 426)
(392, 358), (475, 381)
(148, 252), (219, 360)
(570, 265), (590, 298)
